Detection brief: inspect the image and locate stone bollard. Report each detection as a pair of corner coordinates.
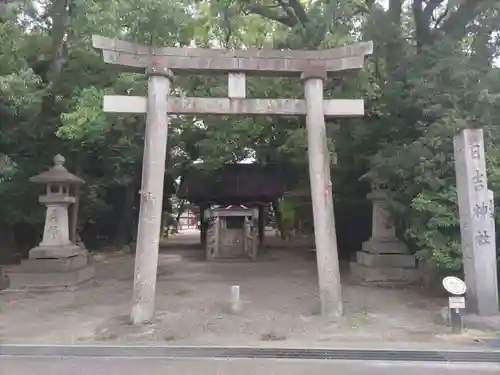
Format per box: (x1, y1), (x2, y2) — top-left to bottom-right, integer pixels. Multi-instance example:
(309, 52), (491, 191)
(230, 285), (242, 314)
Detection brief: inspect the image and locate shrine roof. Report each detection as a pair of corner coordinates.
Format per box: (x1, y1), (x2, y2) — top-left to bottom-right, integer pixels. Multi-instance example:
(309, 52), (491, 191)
(177, 163), (292, 205)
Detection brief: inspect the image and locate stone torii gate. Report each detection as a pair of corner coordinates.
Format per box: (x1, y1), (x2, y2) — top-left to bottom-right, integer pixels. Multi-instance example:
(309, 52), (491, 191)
(93, 35), (373, 324)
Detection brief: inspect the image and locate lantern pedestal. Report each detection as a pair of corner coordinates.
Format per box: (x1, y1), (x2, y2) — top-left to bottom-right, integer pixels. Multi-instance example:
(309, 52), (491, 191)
(7, 155), (94, 290)
(350, 189), (419, 286)
(8, 263), (94, 289)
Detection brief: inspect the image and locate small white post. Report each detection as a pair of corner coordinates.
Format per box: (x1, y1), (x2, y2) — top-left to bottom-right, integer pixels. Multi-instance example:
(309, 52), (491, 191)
(230, 285), (242, 314)
(228, 73), (246, 99)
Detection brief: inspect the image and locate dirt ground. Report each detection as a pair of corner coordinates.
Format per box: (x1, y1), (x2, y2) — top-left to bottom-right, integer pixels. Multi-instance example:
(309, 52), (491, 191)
(0, 231), (496, 348)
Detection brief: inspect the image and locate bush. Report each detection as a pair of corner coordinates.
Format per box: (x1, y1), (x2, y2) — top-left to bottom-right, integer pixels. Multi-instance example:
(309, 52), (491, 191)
(406, 187), (462, 271)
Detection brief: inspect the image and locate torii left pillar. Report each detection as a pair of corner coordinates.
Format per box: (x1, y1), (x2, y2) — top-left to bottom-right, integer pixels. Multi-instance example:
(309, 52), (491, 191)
(131, 63), (173, 324)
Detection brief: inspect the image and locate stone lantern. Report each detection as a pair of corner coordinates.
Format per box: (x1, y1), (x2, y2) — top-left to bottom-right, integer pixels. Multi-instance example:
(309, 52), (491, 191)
(350, 181), (420, 285)
(8, 155), (94, 289)
(366, 183), (402, 244)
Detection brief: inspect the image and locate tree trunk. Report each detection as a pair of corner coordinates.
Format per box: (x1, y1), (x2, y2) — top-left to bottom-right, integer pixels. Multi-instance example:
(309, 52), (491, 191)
(0, 226), (21, 264)
(176, 200), (185, 227)
(258, 204), (265, 247)
(199, 203), (208, 247)
(113, 183), (137, 247)
(386, 0), (403, 72)
(272, 199), (286, 240)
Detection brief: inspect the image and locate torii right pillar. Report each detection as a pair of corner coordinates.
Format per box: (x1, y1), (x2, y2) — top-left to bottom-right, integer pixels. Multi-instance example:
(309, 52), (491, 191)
(302, 69), (343, 320)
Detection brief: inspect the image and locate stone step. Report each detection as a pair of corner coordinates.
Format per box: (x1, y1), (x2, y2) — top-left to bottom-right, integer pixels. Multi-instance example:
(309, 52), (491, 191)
(362, 239), (409, 254)
(356, 251), (416, 268)
(7, 265), (95, 289)
(350, 262), (421, 285)
(20, 253), (89, 272)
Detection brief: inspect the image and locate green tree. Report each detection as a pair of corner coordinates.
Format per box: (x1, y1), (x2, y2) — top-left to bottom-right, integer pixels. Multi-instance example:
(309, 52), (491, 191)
(1, 0), (500, 275)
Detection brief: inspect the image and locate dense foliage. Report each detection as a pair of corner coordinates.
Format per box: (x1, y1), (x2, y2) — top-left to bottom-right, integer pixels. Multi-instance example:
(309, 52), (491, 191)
(1, 0), (499, 272)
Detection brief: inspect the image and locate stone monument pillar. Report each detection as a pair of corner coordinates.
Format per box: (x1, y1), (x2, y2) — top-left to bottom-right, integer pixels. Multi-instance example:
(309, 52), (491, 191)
(351, 184), (419, 285)
(454, 128), (498, 316)
(8, 155), (94, 289)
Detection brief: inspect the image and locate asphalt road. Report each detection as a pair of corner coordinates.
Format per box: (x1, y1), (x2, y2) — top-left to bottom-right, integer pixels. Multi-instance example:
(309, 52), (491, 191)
(2, 357), (500, 375)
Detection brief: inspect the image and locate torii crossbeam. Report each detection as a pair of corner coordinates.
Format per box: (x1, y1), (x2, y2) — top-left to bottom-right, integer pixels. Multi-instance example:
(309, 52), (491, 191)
(104, 96), (364, 117)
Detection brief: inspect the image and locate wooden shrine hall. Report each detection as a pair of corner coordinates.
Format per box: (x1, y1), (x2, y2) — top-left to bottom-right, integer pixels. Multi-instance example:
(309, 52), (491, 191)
(177, 163), (290, 260)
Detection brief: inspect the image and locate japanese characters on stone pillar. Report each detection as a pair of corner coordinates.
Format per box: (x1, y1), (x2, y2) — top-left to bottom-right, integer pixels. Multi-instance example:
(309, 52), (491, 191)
(454, 129), (498, 316)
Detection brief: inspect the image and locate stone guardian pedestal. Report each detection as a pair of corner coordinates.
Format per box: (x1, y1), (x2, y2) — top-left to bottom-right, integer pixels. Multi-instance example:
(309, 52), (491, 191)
(351, 186), (419, 285)
(8, 155), (94, 289)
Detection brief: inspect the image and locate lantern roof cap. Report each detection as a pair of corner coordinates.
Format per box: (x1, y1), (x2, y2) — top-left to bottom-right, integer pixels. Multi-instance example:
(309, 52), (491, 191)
(29, 154), (85, 185)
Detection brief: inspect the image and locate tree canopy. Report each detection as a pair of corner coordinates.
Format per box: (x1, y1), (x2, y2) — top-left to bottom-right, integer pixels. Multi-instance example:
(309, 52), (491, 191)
(1, 0), (500, 271)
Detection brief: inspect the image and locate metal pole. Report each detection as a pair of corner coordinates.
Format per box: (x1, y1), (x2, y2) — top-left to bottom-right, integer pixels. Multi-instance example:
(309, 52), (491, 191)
(302, 69), (343, 320)
(450, 306), (464, 334)
(131, 63), (173, 325)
